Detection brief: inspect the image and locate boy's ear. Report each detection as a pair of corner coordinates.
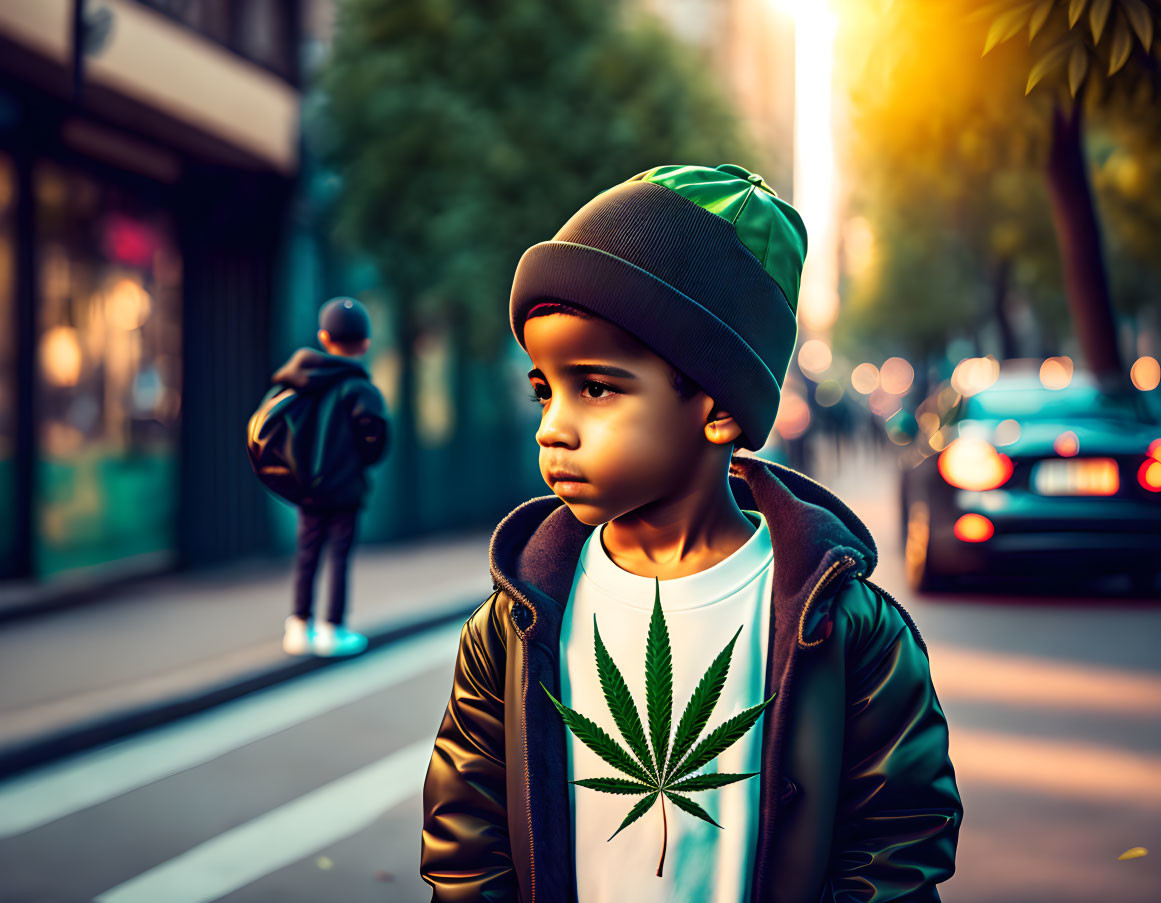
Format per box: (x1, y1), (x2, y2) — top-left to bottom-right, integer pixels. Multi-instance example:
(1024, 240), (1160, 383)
(318, 328), (331, 345)
(704, 405), (743, 446)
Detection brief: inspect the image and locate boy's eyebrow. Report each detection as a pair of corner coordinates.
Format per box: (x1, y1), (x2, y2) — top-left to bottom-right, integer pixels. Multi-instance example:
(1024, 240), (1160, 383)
(526, 364), (639, 380)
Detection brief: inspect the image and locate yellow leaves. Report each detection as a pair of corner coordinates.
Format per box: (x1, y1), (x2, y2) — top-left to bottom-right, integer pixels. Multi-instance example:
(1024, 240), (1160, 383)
(1121, 0), (1154, 50)
(1068, 0), (1088, 28)
(1108, 14), (1134, 75)
(984, 4), (1036, 55)
(1029, 0), (1055, 40)
(1117, 846), (1147, 860)
(1026, 40), (1074, 93)
(1089, 0), (1112, 42)
(1068, 43), (1090, 95)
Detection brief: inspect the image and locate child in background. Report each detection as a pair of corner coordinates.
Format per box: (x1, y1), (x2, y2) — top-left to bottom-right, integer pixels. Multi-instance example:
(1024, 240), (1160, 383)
(273, 297), (388, 657)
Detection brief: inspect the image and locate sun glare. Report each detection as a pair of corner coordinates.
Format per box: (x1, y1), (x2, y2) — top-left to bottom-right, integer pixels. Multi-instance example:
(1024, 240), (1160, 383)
(772, 0), (839, 334)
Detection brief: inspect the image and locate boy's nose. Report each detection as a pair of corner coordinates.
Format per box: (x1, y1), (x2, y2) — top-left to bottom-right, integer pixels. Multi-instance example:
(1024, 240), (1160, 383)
(535, 402), (578, 449)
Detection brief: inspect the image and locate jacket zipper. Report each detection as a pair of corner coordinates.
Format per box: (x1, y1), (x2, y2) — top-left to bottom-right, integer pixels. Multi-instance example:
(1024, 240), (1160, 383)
(520, 630), (536, 902)
(797, 554), (859, 647)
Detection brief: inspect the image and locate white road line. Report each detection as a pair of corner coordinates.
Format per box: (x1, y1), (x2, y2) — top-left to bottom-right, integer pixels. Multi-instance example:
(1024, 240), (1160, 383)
(0, 621), (461, 839)
(93, 738), (433, 903)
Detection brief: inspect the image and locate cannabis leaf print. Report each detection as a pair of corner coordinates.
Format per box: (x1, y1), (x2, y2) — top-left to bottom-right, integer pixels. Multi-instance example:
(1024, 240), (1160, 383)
(543, 577), (775, 877)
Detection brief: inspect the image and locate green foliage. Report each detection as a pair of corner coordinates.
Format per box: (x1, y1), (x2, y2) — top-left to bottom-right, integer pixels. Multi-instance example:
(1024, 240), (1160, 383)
(835, 0), (1160, 365)
(312, 0), (751, 354)
(977, 0), (1159, 97)
(543, 579), (773, 874)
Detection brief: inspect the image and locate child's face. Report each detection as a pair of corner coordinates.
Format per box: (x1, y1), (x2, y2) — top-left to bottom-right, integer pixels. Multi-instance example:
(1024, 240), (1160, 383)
(525, 312), (726, 526)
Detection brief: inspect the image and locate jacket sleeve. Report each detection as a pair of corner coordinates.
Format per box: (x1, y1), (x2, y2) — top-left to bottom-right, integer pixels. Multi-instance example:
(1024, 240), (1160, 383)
(348, 383), (389, 466)
(420, 594), (519, 902)
(828, 578), (963, 902)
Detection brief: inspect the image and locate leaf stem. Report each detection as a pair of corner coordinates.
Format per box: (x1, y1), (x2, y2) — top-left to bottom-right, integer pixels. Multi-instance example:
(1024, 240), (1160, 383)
(656, 793), (668, 877)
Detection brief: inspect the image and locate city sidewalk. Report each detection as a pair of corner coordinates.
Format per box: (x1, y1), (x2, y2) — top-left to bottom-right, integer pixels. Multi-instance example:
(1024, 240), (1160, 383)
(0, 531), (493, 779)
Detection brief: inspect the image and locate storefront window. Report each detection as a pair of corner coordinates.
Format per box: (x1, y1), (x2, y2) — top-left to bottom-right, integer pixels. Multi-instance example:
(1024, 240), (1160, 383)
(0, 155), (15, 575)
(35, 163), (182, 577)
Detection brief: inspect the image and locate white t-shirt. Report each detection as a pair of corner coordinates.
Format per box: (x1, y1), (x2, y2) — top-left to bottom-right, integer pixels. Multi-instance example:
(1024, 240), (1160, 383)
(559, 510), (774, 902)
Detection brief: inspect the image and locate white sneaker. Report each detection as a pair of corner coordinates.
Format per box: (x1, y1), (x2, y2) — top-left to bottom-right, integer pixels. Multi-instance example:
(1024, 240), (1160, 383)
(311, 622), (368, 657)
(282, 615), (311, 655)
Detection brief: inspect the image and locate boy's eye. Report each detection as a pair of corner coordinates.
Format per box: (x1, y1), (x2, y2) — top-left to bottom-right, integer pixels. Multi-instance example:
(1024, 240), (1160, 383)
(528, 379), (618, 404)
(581, 380), (617, 400)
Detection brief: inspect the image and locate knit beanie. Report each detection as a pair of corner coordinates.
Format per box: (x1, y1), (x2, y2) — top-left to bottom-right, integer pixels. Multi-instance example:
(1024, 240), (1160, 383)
(510, 163), (808, 450)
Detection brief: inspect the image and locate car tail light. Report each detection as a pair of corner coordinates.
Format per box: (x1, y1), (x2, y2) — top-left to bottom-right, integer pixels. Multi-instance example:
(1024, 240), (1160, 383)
(938, 438), (1014, 491)
(1139, 458), (1161, 493)
(954, 513), (994, 542)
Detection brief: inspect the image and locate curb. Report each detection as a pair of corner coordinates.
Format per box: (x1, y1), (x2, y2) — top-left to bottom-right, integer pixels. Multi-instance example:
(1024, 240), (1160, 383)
(0, 600), (476, 782)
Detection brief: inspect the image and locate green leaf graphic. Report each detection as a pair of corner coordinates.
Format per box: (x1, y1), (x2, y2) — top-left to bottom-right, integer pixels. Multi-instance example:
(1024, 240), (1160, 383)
(594, 618), (655, 779)
(645, 579), (673, 776)
(544, 577), (777, 877)
(542, 686), (653, 785)
(665, 790), (722, 829)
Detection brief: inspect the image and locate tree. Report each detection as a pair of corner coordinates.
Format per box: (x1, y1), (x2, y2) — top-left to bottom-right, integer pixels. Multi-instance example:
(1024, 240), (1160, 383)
(835, 0), (1161, 379)
(312, 0), (751, 518)
(834, 0), (1065, 365)
(979, 0), (1160, 381)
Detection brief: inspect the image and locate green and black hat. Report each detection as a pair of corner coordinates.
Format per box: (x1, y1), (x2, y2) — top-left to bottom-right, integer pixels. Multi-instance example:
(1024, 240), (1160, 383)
(510, 163), (808, 450)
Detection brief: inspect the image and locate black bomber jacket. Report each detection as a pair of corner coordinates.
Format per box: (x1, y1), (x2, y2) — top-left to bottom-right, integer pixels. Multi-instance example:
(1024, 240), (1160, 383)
(421, 454), (963, 902)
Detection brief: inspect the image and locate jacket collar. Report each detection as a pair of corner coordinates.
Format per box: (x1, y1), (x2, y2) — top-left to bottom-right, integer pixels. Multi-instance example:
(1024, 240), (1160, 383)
(489, 452), (877, 644)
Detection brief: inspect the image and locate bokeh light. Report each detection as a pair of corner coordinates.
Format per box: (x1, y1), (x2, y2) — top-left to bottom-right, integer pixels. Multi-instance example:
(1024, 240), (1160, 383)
(1039, 356), (1074, 390)
(774, 390), (811, 440)
(851, 362), (879, 394)
(1130, 355), (1160, 391)
(868, 387), (902, 418)
(106, 278), (152, 331)
(40, 325), (83, 387)
(950, 356), (999, 397)
(880, 356), (915, 395)
(993, 418), (1021, 446)
(798, 338), (833, 375)
(815, 378), (844, 406)
(1054, 431), (1079, 457)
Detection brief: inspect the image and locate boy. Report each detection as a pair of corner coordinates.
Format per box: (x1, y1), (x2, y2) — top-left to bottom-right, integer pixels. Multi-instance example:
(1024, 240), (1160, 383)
(421, 164), (961, 901)
(274, 297), (388, 657)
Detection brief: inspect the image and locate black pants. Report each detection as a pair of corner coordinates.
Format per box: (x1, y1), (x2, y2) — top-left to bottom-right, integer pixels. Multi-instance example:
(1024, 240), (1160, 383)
(293, 508), (359, 625)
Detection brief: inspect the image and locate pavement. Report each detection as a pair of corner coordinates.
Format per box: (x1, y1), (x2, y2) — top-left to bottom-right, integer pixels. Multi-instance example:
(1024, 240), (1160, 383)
(0, 531), (494, 780)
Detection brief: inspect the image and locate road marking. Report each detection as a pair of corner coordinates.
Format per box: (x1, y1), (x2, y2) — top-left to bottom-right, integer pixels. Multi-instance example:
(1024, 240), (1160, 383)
(93, 739), (432, 903)
(928, 643), (1161, 717)
(0, 621), (461, 839)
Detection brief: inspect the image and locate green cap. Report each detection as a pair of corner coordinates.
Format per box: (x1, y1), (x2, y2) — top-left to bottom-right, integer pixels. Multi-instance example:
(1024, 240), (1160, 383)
(630, 163), (808, 314)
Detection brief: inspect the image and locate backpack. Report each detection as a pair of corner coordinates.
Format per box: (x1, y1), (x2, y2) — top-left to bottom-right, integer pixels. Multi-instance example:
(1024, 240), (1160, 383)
(246, 384), (326, 506)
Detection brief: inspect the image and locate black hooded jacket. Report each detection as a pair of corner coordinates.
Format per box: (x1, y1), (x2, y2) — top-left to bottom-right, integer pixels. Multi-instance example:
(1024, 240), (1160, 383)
(421, 454), (962, 902)
(270, 347), (389, 511)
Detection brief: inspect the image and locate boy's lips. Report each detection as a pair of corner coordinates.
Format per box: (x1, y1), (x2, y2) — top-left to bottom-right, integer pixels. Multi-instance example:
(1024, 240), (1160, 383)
(546, 469), (587, 484)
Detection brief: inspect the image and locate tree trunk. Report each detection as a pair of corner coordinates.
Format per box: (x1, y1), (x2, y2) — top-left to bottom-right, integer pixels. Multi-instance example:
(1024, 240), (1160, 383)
(1044, 102), (1123, 381)
(990, 257), (1017, 360)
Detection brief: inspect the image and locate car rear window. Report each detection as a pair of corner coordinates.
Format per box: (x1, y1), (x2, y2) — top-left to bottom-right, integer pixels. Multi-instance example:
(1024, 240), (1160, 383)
(963, 386), (1154, 423)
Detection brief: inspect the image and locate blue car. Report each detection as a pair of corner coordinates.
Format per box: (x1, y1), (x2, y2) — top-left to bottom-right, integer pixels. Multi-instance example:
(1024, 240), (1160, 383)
(899, 369), (1161, 594)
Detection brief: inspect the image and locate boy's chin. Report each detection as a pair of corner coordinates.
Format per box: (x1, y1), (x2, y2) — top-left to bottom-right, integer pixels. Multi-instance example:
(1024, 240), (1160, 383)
(555, 497), (612, 527)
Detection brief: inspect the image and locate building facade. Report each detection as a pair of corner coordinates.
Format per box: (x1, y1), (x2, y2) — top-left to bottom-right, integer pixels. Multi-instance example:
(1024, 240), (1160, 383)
(0, 0), (301, 593)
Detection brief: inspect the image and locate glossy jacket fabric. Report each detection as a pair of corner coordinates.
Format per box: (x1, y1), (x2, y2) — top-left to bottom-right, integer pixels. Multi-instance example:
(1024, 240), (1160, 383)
(421, 455), (962, 902)
(268, 348), (389, 511)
